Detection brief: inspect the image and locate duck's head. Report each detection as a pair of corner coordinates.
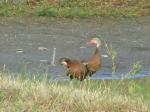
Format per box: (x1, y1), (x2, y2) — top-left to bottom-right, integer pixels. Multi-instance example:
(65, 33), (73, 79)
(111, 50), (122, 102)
(87, 38), (101, 48)
(59, 58), (70, 66)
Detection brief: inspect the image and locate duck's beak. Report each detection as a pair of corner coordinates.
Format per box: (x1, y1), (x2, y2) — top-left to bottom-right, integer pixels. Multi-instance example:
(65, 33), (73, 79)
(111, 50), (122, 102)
(61, 61), (67, 66)
(87, 40), (95, 45)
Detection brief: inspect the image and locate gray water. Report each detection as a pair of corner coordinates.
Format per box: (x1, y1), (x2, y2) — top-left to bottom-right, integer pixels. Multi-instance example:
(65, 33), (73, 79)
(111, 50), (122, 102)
(0, 17), (150, 80)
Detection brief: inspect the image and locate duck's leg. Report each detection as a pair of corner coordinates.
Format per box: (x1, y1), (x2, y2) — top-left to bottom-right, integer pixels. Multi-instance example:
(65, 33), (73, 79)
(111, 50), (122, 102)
(83, 64), (89, 79)
(80, 75), (84, 81)
(87, 71), (94, 80)
(70, 75), (73, 80)
(87, 75), (91, 80)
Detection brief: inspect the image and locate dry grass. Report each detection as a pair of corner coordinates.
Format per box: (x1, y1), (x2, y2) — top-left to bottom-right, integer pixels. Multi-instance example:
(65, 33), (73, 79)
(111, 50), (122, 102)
(0, 71), (149, 112)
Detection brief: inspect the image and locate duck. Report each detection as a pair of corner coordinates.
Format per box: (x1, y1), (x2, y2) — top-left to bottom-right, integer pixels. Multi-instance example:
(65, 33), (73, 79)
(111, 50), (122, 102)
(82, 38), (102, 78)
(59, 58), (87, 81)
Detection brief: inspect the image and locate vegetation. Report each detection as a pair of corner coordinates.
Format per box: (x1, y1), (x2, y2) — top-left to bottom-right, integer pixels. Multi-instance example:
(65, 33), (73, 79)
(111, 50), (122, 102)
(0, 71), (149, 111)
(103, 39), (117, 75)
(0, 1), (149, 111)
(0, 0), (150, 17)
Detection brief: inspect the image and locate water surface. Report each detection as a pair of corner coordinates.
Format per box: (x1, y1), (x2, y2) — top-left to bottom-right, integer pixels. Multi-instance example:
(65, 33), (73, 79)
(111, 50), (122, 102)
(0, 17), (150, 80)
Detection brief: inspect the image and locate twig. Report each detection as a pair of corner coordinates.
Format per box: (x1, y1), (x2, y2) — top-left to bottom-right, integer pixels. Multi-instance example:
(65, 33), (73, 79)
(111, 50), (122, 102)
(51, 48), (56, 66)
(3, 64), (6, 71)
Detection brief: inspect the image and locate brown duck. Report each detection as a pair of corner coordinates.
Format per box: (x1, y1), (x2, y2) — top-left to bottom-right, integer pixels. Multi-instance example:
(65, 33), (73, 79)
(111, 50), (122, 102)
(82, 38), (102, 78)
(59, 58), (87, 81)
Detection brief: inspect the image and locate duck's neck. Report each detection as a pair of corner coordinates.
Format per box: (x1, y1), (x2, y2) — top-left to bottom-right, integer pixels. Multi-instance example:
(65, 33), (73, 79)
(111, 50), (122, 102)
(94, 47), (99, 55)
(94, 41), (101, 54)
(96, 42), (100, 48)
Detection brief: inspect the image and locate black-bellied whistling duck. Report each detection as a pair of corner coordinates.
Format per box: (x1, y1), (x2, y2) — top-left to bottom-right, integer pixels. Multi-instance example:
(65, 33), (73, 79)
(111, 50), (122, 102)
(59, 58), (87, 81)
(82, 38), (102, 78)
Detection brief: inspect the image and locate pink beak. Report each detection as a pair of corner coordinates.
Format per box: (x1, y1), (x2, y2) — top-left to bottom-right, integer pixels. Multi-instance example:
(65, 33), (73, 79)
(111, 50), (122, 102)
(62, 61), (67, 66)
(87, 40), (95, 45)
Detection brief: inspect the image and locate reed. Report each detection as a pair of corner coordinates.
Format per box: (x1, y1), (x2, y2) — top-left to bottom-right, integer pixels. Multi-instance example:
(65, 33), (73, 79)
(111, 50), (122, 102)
(51, 48), (56, 66)
(103, 40), (117, 75)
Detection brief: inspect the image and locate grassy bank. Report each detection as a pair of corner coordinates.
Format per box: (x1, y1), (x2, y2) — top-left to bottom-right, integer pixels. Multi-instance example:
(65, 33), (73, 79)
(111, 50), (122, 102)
(0, 71), (149, 111)
(0, 0), (150, 18)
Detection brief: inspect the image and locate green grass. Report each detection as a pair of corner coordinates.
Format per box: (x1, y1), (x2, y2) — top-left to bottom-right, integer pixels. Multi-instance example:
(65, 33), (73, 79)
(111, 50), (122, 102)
(0, 71), (149, 111)
(0, 2), (27, 16)
(0, 0), (150, 17)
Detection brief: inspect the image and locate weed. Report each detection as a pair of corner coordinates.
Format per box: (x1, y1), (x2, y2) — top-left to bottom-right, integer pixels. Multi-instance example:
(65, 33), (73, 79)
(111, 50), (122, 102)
(0, 0), (150, 17)
(103, 40), (117, 75)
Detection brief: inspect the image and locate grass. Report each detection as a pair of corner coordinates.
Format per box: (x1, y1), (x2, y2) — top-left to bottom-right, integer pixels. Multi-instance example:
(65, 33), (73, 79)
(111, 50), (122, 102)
(0, 0), (150, 17)
(0, 71), (149, 111)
